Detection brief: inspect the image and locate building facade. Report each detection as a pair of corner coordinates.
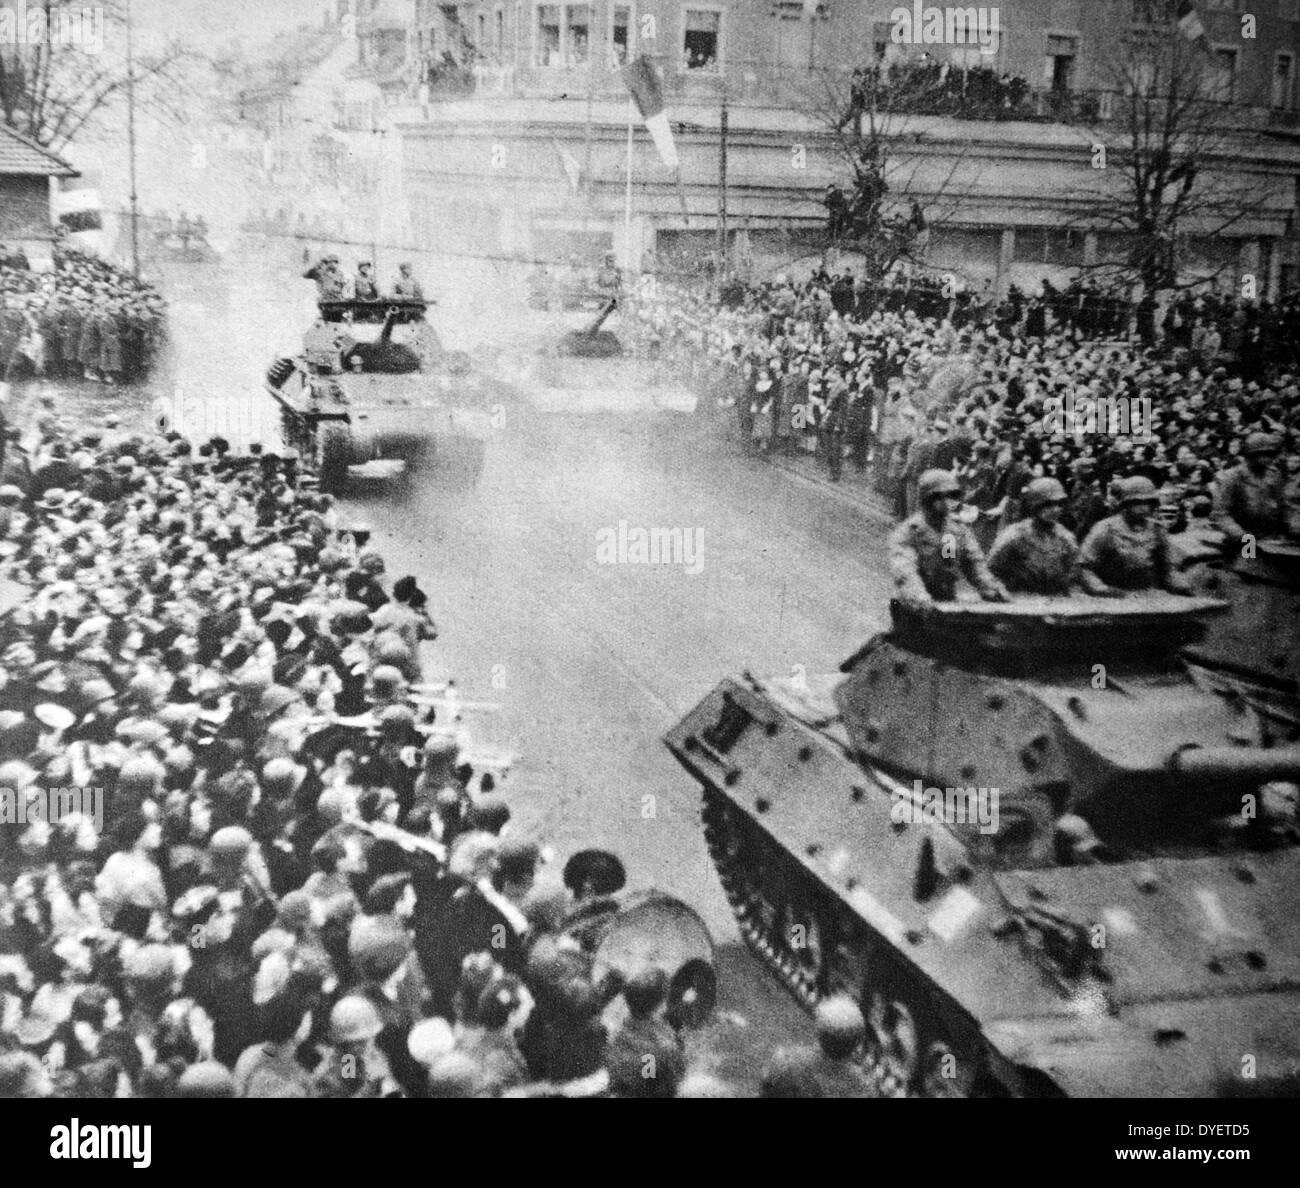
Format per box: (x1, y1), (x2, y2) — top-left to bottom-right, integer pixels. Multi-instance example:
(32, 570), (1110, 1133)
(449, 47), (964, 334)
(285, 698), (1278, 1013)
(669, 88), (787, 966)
(0, 125), (78, 265)
(384, 1), (1300, 294)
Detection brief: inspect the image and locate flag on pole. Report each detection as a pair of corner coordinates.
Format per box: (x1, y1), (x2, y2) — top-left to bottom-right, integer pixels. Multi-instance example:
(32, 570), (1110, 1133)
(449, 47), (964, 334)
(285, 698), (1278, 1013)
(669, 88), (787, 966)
(621, 54), (678, 169)
(1175, 1), (1210, 51)
(553, 139), (582, 193)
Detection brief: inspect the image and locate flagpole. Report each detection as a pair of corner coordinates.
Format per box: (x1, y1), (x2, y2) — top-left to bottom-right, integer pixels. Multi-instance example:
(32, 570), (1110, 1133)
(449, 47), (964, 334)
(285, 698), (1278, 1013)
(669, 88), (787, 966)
(126, 0), (140, 278)
(625, 101), (634, 269)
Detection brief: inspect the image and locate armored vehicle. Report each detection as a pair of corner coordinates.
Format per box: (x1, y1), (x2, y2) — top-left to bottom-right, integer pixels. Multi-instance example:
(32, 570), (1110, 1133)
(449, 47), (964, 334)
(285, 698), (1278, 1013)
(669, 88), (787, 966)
(1180, 539), (1300, 740)
(266, 298), (499, 493)
(666, 595), (1300, 1097)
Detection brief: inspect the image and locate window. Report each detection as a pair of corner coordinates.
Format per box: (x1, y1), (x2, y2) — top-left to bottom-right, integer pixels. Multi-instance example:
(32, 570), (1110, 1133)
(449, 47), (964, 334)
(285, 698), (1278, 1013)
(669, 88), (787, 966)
(495, 6), (505, 55)
(1130, 0), (1173, 23)
(1210, 47), (1238, 101)
(1045, 34), (1077, 93)
(1013, 227), (1084, 266)
(611, 3), (634, 65)
(536, 4), (561, 65)
(683, 8), (722, 72)
(1275, 52), (1295, 109)
(774, 2), (809, 67)
(478, 12), (487, 48)
(565, 3), (592, 65)
(534, 2), (591, 66)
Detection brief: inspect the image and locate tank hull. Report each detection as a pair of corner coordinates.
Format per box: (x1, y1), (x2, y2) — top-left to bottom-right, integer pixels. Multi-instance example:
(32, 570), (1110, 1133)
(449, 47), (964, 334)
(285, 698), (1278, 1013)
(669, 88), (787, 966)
(667, 662), (1300, 1098)
(266, 363), (495, 491)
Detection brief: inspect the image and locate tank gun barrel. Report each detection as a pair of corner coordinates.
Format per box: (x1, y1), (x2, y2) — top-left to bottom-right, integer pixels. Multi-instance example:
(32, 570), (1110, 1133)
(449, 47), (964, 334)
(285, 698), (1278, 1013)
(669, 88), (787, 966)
(1167, 744), (1300, 785)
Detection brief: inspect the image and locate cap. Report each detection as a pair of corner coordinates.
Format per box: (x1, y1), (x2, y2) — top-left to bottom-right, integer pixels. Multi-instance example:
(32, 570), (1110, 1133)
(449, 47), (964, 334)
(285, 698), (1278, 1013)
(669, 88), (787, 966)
(348, 916), (410, 981)
(917, 469), (961, 502)
(329, 995), (382, 1043)
(175, 1061), (236, 1098)
(1244, 432), (1281, 457)
(1117, 476), (1160, 507)
(1021, 477), (1067, 512)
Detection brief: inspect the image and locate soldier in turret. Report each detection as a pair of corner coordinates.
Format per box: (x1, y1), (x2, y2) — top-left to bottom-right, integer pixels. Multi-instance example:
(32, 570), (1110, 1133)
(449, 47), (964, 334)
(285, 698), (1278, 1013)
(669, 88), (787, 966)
(1079, 476), (1190, 595)
(987, 478), (1084, 596)
(889, 469), (1010, 605)
(1213, 431), (1286, 546)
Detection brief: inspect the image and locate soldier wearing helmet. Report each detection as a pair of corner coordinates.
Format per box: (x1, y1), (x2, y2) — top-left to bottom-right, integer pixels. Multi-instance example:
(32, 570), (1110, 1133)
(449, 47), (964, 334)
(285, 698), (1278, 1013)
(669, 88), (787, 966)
(1212, 431), (1286, 545)
(888, 469), (1010, 604)
(1079, 475), (1189, 595)
(987, 477), (1082, 596)
(312, 996), (395, 1098)
(760, 995), (881, 1098)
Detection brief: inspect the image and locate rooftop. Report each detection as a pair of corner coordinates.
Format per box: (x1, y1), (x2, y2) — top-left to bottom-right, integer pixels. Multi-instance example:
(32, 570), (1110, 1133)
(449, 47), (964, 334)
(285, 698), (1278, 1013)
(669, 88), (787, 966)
(0, 124), (78, 178)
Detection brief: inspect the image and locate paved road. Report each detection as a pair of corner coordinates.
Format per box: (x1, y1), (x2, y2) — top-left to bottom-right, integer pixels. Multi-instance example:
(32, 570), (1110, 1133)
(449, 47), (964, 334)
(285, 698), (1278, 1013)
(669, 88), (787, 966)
(341, 400), (898, 1088)
(23, 251), (901, 1090)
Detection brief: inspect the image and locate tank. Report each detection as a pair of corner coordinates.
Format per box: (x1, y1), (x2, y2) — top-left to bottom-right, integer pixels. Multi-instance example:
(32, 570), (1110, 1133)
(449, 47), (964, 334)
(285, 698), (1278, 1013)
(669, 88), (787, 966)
(665, 595), (1300, 1097)
(266, 298), (505, 493)
(1179, 538), (1300, 741)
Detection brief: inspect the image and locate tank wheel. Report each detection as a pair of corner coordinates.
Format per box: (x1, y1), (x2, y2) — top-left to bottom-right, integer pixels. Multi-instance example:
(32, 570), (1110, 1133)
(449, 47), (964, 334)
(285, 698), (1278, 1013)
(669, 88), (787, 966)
(920, 1040), (977, 1098)
(317, 422), (351, 494)
(867, 994), (920, 1093)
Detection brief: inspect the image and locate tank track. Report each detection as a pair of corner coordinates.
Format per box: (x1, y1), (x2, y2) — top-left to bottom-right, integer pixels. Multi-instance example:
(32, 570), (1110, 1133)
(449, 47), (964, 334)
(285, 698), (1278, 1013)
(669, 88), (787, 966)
(701, 789), (912, 1098)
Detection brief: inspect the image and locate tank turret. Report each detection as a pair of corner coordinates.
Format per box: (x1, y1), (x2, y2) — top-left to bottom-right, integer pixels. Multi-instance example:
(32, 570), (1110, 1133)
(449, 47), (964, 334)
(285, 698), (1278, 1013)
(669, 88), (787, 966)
(1182, 540), (1300, 740)
(666, 595), (1300, 1097)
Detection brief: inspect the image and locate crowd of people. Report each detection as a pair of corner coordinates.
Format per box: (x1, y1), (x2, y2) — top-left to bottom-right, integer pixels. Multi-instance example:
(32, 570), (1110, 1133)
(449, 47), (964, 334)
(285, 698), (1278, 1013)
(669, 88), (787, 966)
(838, 58), (1037, 129)
(630, 268), (1300, 551)
(0, 244), (167, 385)
(0, 401), (882, 1098)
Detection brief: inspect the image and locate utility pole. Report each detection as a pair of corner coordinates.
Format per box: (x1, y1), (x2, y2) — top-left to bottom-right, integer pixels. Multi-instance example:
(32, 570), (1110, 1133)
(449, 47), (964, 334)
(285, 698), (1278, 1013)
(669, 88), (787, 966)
(126, 0), (140, 277)
(716, 93), (728, 281)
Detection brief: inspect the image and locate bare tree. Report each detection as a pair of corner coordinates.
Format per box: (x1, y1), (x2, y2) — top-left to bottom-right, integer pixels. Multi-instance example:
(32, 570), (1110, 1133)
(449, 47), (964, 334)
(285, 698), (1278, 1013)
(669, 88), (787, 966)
(0, 0), (193, 151)
(1072, 32), (1265, 294)
(802, 60), (978, 283)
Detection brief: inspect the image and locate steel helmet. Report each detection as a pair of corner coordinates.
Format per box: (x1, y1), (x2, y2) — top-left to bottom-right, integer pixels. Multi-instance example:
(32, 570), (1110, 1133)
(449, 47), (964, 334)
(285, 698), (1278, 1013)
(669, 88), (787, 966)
(1022, 477), (1067, 512)
(1117, 475), (1160, 507)
(814, 995), (866, 1046)
(917, 469), (961, 503)
(329, 995), (383, 1043)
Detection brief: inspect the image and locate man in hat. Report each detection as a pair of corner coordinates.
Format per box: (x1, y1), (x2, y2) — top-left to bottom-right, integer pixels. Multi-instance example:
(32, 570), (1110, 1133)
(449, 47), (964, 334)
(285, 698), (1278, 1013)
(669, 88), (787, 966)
(1213, 432), (1287, 546)
(304, 255), (347, 307)
(889, 469), (1010, 605)
(393, 263), (424, 300)
(1080, 476), (1189, 595)
(604, 966), (685, 1099)
(987, 478), (1084, 597)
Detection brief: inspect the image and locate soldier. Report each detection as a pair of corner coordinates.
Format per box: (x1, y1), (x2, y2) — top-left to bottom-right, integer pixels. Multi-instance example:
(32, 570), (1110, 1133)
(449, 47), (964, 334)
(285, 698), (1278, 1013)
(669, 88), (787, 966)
(1079, 476), (1190, 595)
(760, 996), (881, 1098)
(303, 255), (347, 304)
(889, 469), (1011, 605)
(1212, 432), (1286, 545)
(393, 262), (424, 300)
(987, 478), (1082, 596)
(354, 261), (379, 301)
(312, 996), (395, 1098)
(604, 966), (685, 1099)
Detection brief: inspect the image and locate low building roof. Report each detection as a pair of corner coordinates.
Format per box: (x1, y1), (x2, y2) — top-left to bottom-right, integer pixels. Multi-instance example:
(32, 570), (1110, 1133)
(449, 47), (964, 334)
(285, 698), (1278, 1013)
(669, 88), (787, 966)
(0, 125), (78, 178)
